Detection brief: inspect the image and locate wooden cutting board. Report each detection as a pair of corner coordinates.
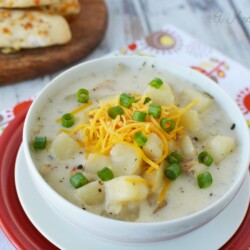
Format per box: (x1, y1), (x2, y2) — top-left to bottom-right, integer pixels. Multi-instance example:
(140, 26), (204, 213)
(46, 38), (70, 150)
(0, 0), (107, 85)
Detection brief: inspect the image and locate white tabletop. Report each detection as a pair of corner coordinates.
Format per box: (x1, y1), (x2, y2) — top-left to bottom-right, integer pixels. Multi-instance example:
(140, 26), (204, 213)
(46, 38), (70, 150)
(0, 1), (250, 249)
(1, 0), (250, 111)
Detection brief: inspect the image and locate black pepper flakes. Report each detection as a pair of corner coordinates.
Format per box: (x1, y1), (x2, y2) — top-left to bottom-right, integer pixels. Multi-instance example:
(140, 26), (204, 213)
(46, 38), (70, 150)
(193, 137), (198, 142)
(48, 155), (54, 160)
(230, 123), (236, 130)
(98, 188), (102, 193)
(77, 165), (83, 170)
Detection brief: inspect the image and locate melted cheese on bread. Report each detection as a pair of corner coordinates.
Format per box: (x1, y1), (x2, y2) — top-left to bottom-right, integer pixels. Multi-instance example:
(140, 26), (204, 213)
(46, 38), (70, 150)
(0, 0), (59, 8)
(41, 0), (80, 16)
(0, 9), (72, 50)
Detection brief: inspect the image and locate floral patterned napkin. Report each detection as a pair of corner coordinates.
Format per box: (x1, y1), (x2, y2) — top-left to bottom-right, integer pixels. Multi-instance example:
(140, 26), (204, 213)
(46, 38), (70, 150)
(110, 25), (250, 127)
(0, 24), (250, 249)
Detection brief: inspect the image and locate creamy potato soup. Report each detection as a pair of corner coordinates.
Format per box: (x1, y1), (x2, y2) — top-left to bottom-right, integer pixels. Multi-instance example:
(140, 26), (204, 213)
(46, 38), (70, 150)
(30, 63), (239, 222)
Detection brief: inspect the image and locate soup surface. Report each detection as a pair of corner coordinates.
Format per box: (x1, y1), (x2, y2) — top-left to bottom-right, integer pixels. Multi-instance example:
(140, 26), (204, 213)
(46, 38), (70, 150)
(30, 62), (239, 222)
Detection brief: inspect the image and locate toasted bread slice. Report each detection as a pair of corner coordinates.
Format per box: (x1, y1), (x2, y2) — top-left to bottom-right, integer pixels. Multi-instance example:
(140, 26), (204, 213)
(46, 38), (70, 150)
(41, 0), (80, 17)
(0, 0), (60, 8)
(0, 9), (72, 50)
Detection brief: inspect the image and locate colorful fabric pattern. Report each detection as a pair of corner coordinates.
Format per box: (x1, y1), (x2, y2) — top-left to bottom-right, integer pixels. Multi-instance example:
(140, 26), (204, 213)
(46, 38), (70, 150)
(1, 24), (250, 135)
(111, 25), (250, 127)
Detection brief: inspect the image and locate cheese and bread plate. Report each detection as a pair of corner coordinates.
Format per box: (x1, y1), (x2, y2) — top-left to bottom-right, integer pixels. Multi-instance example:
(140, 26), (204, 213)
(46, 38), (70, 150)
(0, 0), (107, 85)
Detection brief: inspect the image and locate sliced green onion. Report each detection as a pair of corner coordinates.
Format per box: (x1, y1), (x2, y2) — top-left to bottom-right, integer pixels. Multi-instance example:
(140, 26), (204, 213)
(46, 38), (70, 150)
(77, 88), (89, 103)
(164, 163), (182, 180)
(197, 172), (213, 188)
(70, 172), (89, 189)
(160, 118), (175, 132)
(143, 97), (151, 104)
(148, 104), (162, 119)
(108, 106), (124, 119)
(133, 111), (147, 122)
(149, 77), (163, 89)
(133, 131), (147, 147)
(97, 167), (114, 181)
(119, 93), (135, 108)
(62, 113), (74, 128)
(198, 151), (213, 166)
(167, 152), (182, 164)
(33, 136), (47, 150)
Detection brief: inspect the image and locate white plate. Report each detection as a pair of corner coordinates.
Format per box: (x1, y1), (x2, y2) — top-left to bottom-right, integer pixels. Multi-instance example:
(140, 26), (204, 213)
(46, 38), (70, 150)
(15, 145), (250, 250)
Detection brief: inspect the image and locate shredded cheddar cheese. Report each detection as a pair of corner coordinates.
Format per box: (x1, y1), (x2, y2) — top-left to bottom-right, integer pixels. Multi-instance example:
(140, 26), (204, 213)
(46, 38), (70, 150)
(56, 101), (92, 123)
(125, 177), (152, 187)
(62, 93), (198, 174)
(158, 179), (171, 204)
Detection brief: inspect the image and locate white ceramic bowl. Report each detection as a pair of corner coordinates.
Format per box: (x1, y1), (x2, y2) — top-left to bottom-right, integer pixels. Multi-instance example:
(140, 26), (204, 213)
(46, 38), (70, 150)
(23, 56), (250, 243)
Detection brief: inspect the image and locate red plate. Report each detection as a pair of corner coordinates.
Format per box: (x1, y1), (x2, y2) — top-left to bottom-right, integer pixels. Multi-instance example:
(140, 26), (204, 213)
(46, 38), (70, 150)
(0, 105), (58, 250)
(0, 106), (249, 250)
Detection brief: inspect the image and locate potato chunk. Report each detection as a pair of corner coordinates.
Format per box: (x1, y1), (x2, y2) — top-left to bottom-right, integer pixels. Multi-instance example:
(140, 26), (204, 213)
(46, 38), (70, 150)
(143, 83), (175, 106)
(143, 161), (166, 192)
(76, 181), (105, 205)
(85, 153), (112, 174)
(205, 135), (235, 164)
(105, 176), (149, 214)
(183, 89), (213, 112)
(142, 133), (164, 161)
(179, 135), (196, 160)
(110, 143), (142, 176)
(180, 109), (200, 132)
(50, 132), (80, 160)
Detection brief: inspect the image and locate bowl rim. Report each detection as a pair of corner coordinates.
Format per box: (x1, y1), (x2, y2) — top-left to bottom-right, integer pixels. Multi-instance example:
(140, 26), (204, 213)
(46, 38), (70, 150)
(23, 55), (250, 228)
